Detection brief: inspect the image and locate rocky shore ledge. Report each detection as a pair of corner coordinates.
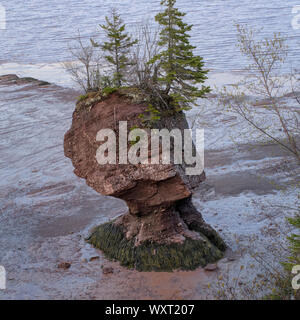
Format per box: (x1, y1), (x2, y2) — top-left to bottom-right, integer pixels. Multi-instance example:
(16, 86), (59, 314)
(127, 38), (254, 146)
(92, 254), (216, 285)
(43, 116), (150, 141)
(0, 74), (51, 86)
(64, 89), (226, 271)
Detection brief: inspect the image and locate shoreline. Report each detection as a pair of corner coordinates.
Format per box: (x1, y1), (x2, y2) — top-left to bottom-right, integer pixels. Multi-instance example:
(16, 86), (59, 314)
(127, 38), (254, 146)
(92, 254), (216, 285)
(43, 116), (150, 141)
(0, 62), (252, 90)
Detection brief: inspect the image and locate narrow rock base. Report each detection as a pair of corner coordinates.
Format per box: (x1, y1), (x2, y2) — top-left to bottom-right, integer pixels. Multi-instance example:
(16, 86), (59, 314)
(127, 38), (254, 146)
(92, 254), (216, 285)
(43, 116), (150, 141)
(88, 221), (224, 272)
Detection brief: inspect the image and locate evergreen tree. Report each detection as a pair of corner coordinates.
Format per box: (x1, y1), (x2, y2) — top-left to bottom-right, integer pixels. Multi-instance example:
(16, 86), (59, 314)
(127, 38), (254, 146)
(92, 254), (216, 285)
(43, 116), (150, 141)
(151, 0), (210, 110)
(91, 9), (137, 87)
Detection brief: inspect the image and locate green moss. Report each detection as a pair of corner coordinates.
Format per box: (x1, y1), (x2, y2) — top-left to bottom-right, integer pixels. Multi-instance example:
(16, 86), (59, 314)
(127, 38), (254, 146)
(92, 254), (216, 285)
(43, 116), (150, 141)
(75, 92), (103, 113)
(87, 221), (224, 272)
(77, 94), (89, 103)
(102, 87), (117, 96)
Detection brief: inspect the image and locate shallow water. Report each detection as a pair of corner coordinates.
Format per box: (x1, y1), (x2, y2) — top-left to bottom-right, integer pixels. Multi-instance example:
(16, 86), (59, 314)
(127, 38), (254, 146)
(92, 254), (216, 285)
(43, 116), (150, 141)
(0, 0), (300, 78)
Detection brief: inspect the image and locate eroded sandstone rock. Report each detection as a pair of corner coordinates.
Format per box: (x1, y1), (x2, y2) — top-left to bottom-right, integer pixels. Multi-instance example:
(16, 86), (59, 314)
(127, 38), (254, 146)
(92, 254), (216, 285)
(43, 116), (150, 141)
(64, 90), (226, 271)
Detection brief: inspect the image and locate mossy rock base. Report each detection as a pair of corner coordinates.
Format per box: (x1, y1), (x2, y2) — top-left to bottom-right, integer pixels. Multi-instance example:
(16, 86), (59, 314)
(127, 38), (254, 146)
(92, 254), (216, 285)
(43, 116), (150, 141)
(87, 221), (224, 272)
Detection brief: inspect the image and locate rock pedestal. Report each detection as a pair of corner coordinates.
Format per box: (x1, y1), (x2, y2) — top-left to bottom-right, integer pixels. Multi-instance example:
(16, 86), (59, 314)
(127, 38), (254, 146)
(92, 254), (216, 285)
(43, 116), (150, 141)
(64, 90), (226, 271)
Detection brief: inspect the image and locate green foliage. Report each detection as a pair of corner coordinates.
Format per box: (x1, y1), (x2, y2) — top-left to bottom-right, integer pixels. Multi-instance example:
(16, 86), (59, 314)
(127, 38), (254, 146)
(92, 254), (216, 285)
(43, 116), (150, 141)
(99, 75), (114, 89)
(129, 136), (141, 146)
(138, 103), (162, 127)
(77, 94), (89, 102)
(146, 104), (161, 121)
(285, 214), (300, 269)
(91, 8), (137, 87)
(86, 3), (211, 114)
(266, 213), (300, 300)
(128, 125), (143, 145)
(130, 125), (139, 131)
(150, 0), (210, 110)
(102, 86), (118, 96)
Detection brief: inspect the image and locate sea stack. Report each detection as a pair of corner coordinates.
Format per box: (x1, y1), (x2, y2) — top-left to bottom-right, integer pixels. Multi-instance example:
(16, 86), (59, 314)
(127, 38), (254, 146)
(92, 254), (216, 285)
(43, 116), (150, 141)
(64, 89), (226, 271)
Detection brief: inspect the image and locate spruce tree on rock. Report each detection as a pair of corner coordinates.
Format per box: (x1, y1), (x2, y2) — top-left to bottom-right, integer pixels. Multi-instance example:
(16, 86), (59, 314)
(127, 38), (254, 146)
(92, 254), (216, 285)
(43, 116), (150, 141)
(92, 9), (137, 87)
(152, 0), (210, 110)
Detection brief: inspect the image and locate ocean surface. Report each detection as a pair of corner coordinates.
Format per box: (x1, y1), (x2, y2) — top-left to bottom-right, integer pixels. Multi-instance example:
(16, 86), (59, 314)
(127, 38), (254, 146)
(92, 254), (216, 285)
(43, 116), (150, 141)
(0, 0), (299, 85)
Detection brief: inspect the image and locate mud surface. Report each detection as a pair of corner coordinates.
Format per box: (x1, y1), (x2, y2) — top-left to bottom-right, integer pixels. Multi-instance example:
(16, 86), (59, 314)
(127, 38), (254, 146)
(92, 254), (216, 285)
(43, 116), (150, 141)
(0, 75), (299, 299)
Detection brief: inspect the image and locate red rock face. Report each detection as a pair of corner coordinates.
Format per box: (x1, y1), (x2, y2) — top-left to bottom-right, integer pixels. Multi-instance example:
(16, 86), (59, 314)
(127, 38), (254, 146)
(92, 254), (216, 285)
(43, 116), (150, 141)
(64, 92), (204, 218)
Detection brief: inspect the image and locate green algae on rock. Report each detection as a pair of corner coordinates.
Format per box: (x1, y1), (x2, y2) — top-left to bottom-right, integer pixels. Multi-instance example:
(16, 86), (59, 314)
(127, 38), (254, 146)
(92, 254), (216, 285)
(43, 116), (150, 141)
(88, 220), (224, 272)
